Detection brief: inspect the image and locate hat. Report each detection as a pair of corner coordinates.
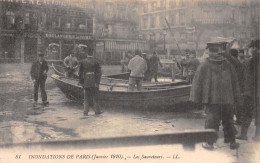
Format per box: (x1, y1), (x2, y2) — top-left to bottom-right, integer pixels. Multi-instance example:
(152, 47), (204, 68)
(248, 40), (259, 49)
(135, 50), (142, 56)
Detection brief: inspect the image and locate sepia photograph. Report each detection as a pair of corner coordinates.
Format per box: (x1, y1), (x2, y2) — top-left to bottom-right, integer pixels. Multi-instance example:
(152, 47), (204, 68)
(0, 0), (259, 162)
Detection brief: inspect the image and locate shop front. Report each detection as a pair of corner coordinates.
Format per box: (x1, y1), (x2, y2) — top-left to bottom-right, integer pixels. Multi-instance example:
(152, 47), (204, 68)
(98, 39), (148, 65)
(0, 34), (18, 63)
(44, 32), (93, 62)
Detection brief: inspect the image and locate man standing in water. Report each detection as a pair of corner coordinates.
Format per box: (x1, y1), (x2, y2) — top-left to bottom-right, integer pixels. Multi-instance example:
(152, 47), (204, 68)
(30, 52), (49, 106)
(190, 42), (241, 150)
(78, 49), (103, 116)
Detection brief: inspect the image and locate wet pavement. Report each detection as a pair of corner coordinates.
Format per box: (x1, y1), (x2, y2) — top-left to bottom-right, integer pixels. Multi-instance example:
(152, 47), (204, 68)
(0, 63), (260, 163)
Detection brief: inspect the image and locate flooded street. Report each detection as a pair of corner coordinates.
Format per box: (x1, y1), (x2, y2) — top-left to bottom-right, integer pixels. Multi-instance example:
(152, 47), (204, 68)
(0, 64), (259, 163)
(0, 87), (205, 144)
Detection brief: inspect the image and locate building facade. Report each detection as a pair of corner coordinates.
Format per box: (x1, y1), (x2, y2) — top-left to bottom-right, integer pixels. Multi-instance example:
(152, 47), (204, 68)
(0, 0), (93, 63)
(93, 0), (148, 64)
(0, 0), (148, 64)
(139, 0), (258, 56)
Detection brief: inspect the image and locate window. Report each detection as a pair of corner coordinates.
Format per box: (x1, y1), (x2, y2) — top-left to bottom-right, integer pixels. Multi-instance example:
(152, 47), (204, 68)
(151, 2), (157, 11)
(170, 14), (175, 25)
(160, 0), (165, 8)
(5, 11), (15, 28)
(170, 0), (176, 8)
(150, 16), (155, 28)
(143, 17), (148, 28)
(143, 4), (147, 13)
(25, 13), (30, 24)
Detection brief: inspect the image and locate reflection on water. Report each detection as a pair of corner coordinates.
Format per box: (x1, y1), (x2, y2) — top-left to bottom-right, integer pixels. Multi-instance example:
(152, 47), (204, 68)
(1, 87), (259, 163)
(0, 87), (205, 144)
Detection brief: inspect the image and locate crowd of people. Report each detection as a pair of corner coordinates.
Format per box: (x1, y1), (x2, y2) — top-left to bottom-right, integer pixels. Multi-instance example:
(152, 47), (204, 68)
(190, 39), (260, 150)
(30, 39), (260, 151)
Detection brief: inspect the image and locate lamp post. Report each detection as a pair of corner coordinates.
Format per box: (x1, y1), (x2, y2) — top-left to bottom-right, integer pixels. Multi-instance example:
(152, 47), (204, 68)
(162, 26), (167, 52)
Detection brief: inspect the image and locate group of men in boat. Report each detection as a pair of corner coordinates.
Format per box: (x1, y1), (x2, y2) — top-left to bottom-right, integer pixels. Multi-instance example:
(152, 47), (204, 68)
(30, 39), (260, 151)
(121, 50), (163, 83)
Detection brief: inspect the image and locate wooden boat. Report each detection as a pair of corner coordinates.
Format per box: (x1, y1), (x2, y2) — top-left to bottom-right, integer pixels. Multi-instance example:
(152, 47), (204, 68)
(51, 74), (191, 109)
(51, 63), (187, 88)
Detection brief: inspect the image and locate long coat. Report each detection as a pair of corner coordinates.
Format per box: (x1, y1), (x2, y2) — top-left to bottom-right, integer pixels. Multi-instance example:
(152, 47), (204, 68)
(78, 56), (102, 86)
(189, 57), (242, 106)
(30, 60), (49, 81)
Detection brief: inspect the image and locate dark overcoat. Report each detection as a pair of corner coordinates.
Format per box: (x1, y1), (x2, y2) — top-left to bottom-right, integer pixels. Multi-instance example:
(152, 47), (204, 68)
(78, 57), (102, 86)
(189, 57), (242, 106)
(30, 60), (49, 81)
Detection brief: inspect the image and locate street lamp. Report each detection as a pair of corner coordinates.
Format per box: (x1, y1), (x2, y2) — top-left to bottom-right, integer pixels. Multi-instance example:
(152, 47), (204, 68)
(162, 26), (168, 52)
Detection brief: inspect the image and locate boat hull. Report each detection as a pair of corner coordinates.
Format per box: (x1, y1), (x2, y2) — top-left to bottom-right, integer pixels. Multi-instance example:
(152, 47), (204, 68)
(52, 74), (191, 109)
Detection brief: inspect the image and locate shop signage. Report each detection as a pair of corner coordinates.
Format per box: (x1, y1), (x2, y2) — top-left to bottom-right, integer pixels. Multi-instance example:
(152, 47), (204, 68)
(45, 33), (92, 40)
(1, 33), (14, 37)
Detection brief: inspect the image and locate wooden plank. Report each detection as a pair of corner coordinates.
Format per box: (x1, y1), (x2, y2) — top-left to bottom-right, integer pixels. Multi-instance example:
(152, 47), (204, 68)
(1, 130), (218, 151)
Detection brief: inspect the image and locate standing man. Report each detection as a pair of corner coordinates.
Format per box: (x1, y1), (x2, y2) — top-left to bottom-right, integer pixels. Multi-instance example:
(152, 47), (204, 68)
(190, 43), (241, 150)
(79, 50), (103, 116)
(186, 50), (200, 84)
(237, 40), (260, 141)
(30, 53), (49, 106)
(63, 52), (79, 78)
(149, 51), (162, 82)
(228, 49), (245, 125)
(128, 50), (147, 91)
(142, 53), (151, 81)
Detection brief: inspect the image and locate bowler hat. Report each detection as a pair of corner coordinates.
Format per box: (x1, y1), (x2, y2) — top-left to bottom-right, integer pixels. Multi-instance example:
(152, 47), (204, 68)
(135, 50), (142, 56)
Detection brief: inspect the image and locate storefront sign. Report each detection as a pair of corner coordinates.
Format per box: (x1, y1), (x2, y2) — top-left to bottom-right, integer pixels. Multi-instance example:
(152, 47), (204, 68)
(105, 40), (146, 51)
(1, 33), (14, 37)
(45, 33), (92, 40)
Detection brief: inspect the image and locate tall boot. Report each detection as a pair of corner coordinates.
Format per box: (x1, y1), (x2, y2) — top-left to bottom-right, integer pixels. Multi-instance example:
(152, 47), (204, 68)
(253, 125), (260, 141)
(236, 126), (249, 140)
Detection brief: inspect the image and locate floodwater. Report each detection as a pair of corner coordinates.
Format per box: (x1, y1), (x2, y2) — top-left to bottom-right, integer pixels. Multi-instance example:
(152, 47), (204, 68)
(0, 64), (259, 163)
(0, 86), (207, 145)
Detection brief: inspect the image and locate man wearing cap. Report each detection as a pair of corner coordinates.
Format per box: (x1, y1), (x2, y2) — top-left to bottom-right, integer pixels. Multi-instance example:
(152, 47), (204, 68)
(79, 49), (103, 116)
(237, 40), (260, 141)
(190, 43), (241, 150)
(128, 50), (147, 91)
(63, 52), (79, 78)
(30, 53), (49, 105)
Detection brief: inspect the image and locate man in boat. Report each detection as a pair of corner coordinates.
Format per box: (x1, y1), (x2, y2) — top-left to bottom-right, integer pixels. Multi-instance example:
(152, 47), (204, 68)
(149, 51), (162, 82)
(142, 52), (151, 81)
(186, 50), (200, 84)
(179, 49), (190, 80)
(120, 52), (131, 73)
(237, 39), (260, 141)
(190, 41), (241, 150)
(128, 50), (147, 91)
(30, 52), (49, 106)
(63, 52), (79, 78)
(78, 49), (103, 116)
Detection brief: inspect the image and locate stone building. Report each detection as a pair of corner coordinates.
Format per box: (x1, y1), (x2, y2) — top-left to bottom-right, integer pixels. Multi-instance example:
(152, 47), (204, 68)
(0, 0), (148, 64)
(0, 0), (93, 63)
(93, 0), (148, 64)
(139, 0), (257, 56)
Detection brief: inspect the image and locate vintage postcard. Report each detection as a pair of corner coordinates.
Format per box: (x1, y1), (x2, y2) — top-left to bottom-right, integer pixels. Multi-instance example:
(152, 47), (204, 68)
(0, 0), (259, 162)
